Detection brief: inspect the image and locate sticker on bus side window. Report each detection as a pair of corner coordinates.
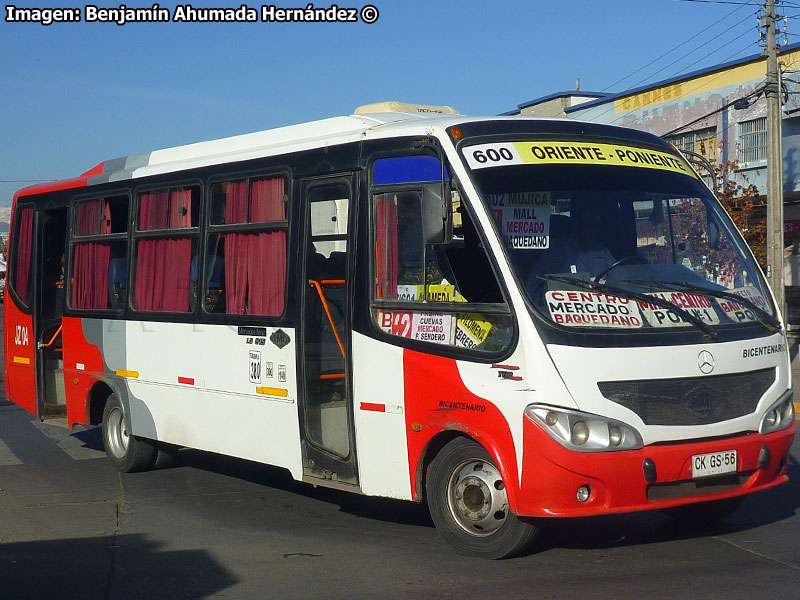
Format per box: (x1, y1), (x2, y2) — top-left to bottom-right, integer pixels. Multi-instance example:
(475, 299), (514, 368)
(638, 291), (720, 328)
(455, 315), (492, 349)
(546, 290), (643, 328)
(377, 310), (454, 345)
(486, 192), (551, 250)
(465, 141), (695, 179)
(396, 284), (456, 302)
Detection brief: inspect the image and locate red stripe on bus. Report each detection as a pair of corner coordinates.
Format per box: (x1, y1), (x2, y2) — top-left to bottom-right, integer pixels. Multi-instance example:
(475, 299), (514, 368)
(178, 377), (194, 385)
(14, 162), (106, 197)
(360, 402), (386, 412)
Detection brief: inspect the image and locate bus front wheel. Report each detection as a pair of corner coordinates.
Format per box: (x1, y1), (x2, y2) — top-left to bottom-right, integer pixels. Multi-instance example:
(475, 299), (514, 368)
(426, 437), (539, 559)
(102, 394), (157, 473)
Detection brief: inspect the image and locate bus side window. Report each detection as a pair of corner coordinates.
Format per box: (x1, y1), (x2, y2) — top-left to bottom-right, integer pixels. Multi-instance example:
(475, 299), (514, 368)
(132, 186), (199, 313)
(70, 195), (128, 311)
(372, 174), (512, 354)
(10, 206), (34, 307)
(205, 175), (288, 316)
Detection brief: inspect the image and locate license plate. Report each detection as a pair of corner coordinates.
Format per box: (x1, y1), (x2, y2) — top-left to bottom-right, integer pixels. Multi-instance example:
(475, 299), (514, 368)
(691, 450), (737, 479)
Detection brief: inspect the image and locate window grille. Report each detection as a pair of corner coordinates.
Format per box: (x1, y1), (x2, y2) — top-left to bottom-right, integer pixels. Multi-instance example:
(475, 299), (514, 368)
(738, 117), (767, 163)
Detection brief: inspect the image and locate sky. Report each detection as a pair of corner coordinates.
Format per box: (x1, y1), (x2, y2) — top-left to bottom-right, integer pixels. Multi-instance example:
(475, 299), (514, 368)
(1, 0), (794, 206)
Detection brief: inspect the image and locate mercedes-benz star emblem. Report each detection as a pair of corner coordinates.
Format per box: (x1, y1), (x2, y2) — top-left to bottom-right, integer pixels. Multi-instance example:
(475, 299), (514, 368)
(698, 350), (715, 374)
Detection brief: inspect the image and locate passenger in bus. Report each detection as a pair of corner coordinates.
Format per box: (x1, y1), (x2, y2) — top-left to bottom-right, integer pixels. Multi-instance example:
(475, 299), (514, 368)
(527, 206), (615, 294)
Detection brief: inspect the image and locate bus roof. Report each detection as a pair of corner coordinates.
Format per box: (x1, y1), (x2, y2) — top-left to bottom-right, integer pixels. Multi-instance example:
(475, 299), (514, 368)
(13, 111), (664, 199)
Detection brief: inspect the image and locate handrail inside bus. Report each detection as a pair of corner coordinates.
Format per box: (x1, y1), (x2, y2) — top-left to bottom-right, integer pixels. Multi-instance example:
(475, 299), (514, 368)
(40, 324), (63, 350)
(308, 279), (346, 360)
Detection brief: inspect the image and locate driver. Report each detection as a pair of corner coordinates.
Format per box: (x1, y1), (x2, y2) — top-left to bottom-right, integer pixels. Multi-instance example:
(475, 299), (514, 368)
(527, 206), (616, 289)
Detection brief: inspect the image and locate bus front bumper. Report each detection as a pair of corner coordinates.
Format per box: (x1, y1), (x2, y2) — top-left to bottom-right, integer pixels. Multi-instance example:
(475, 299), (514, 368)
(515, 416), (795, 518)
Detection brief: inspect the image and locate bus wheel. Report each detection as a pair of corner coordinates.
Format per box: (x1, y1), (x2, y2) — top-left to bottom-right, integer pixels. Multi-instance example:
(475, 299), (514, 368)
(661, 496), (745, 527)
(102, 394), (157, 473)
(426, 437), (539, 559)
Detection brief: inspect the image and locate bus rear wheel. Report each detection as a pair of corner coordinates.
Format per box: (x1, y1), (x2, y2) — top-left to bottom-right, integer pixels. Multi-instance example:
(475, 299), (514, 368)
(426, 437), (539, 559)
(102, 393), (157, 473)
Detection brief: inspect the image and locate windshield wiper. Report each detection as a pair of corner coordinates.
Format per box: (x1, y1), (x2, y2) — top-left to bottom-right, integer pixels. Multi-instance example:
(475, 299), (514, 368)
(622, 279), (781, 332)
(538, 274), (718, 340)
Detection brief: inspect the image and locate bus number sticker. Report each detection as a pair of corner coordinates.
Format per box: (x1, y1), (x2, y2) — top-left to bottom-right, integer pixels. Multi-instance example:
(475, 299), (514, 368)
(278, 365), (287, 383)
(546, 291), (643, 328)
(265, 362), (274, 379)
(249, 351), (261, 383)
(14, 325), (29, 347)
(465, 144), (523, 169)
(486, 192), (551, 250)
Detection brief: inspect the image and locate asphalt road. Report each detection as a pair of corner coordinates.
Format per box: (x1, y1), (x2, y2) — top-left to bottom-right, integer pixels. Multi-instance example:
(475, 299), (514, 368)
(1, 308), (799, 599)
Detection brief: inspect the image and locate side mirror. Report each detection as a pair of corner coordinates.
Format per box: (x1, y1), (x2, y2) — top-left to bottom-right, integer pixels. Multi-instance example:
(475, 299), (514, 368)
(421, 182), (453, 244)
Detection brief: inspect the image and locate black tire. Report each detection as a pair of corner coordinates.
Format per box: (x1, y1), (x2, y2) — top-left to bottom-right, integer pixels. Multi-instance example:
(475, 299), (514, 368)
(426, 437), (539, 559)
(662, 496), (745, 527)
(101, 393), (157, 473)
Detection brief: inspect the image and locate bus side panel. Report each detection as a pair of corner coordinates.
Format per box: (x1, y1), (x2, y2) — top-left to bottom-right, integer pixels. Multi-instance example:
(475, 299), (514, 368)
(402, 350), (521, 510)
(61, 316), (107, 427)
(117, 321), (304, 480)
(4, 295), (36, 415)
(351, 332), (412, 499)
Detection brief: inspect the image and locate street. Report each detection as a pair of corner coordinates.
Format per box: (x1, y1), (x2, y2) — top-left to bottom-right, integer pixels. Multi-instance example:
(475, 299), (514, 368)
(1, 308), (799, 599)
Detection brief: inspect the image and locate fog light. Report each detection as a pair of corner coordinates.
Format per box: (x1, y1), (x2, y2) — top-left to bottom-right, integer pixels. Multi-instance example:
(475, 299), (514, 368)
(576, 485), (591, 503)
(545, 411), (559, 427)
(609, 425), (622, 447)
(572, 421), (590, 445)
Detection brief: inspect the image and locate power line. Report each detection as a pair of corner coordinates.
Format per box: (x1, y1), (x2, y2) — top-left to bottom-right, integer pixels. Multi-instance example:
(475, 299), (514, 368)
(661, 82), (766, 136)
(0, 179), (55, 183)
(602, 2), (753, 91)
(673, 1), (758, 4)
(595, 36), (760, 126)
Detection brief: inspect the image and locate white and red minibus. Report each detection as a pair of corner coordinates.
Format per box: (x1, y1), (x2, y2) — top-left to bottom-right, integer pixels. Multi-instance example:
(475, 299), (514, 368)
(4, 104), (795, 558)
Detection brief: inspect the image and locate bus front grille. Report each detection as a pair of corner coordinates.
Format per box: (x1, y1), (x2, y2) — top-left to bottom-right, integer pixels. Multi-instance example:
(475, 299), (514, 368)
(597, 368), (775, 426)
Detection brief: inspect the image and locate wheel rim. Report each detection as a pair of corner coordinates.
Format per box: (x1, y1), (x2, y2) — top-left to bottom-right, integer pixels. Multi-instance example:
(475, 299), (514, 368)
(446, 458), (509, 536)
(105, 406), (129, 459)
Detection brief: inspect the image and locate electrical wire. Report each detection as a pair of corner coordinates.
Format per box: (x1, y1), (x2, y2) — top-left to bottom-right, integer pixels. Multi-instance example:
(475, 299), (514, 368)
(661, 82), (766, 136)
(592, 36), (761, 126)
(601, 1), (753, 91)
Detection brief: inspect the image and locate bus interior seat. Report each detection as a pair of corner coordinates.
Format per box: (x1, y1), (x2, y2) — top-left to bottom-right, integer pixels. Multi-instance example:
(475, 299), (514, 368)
(108, 258), (126, 309)
(190, 255), (225, 289)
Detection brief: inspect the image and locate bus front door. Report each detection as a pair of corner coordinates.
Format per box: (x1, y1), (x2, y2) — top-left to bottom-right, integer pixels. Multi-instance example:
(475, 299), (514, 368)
(299, 177), (358, 486)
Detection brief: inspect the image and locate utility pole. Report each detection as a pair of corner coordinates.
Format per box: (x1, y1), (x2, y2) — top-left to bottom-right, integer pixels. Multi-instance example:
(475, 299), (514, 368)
(764, 0), (785, 318)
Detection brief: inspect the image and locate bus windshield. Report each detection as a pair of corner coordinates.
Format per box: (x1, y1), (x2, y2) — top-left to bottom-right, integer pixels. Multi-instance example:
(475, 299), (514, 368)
(463, 140), (776, 334)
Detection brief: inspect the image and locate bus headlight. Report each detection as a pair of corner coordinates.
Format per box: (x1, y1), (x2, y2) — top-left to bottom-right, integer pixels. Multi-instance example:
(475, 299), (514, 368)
(525, 405), (643, 452)
(759, 391), (794, 434)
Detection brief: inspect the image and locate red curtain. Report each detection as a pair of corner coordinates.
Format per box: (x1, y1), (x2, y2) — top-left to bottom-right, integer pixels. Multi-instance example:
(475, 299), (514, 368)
(14, 207), (34, 304)
(169, 189), (193, 229)
(134, 238), (192, 312)
(222, 178), (286, 315)
(71, 199), (113, 309)
(250, 178), (285, 221)
(76, 199), (111, 236)
(248, 232), (286, 315)
(375, 195), (399, 299)
(139, 191), (169, 231)
(71, 243), (111, 309)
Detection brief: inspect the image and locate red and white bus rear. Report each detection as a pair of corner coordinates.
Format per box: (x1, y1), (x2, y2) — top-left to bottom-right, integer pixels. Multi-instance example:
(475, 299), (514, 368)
(4, 105), (794, 557)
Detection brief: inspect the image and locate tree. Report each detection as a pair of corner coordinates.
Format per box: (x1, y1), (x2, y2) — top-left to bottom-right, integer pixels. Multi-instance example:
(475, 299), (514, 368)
(715, 160), (766, 269)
